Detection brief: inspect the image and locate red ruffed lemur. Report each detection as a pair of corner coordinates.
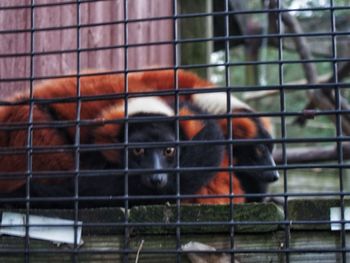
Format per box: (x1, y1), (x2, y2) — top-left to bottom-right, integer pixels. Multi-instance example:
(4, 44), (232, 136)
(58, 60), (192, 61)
(124, 69), (279, 203)
(0, 69), (278, 208)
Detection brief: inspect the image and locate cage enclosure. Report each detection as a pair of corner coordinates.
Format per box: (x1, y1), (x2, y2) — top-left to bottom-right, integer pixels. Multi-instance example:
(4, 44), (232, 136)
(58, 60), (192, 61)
(0, 0), (349, 262)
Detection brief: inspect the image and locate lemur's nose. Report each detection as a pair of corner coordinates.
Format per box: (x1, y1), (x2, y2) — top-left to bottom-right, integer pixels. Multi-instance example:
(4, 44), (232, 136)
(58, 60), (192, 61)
(149, 174), (168, 189)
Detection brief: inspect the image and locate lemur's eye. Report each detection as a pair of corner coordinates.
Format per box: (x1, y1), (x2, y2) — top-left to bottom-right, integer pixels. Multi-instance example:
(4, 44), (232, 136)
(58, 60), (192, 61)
(255, 145), (264, 158)
(163, 147), (175, 158)
(133, 148), (145, 156)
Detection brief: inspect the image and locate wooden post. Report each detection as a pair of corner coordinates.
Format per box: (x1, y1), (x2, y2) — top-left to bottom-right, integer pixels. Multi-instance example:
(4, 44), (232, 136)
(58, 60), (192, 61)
(244, 21), (263, 87)
(178, 0), (213, 79)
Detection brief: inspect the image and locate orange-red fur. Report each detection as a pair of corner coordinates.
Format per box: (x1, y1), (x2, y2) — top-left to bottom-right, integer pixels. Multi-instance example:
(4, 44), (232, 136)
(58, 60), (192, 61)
(0, 69), (264, 204)
(179, 107), (205, 140)
(184, 155), (245, 204)
(218, 117), (258, 139)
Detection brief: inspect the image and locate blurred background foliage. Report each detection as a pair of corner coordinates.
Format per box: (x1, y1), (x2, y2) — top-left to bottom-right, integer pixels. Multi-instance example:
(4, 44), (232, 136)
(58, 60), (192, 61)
(210, 0), (349, 140)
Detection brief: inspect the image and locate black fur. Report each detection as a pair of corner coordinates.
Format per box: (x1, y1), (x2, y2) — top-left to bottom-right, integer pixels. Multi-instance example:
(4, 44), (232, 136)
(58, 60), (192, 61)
(234, 118), (279, 202)
(179, 120), (224, 195)
(2, 101), (276, 208)
(20, 104), (224, 208)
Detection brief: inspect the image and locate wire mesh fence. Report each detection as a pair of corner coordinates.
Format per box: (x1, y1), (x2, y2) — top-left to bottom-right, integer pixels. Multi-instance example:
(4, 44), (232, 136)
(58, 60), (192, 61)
(0, 0), (349, 262)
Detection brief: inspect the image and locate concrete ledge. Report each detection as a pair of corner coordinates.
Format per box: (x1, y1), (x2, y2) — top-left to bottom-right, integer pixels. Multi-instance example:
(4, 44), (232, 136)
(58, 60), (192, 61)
(0, 202), (283, 235)
(288, 199), (350, 230)
(130, 203), (283, 234)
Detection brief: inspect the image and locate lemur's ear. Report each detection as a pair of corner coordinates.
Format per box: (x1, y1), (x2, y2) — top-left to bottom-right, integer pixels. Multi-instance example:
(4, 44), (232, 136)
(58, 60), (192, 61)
(217, 114), (258, 139)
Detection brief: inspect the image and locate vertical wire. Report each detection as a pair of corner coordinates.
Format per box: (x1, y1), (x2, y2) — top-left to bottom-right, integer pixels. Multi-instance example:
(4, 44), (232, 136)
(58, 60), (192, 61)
(276, 1), (289, 262)
(25, 0), (36, 261)
(223, 0), (235, 262)
(259, 0), (269, 87)
(329, 0), (346, 261)
(123, 0), (130, 262)
(73, 0), (82, 261)
(173, 1), (181, 262)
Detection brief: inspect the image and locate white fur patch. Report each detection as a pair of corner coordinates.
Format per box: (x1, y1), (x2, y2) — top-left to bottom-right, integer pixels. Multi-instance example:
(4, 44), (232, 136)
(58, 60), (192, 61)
(181, 241), (216, 252)
(192, 92), (251, 114)
(123, 97), (174, 117)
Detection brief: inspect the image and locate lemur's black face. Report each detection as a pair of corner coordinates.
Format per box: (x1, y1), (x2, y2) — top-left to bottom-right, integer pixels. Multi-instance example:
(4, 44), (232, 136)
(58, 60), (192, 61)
(126, 119), (178, 195)
(234, 124), (279, 202)
(235, 142), (277, 180)
(234, 120), (279, 180)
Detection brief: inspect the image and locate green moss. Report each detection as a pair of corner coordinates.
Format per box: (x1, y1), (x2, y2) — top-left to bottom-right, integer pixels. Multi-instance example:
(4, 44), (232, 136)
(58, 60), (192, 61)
(129, 203), (283, 234)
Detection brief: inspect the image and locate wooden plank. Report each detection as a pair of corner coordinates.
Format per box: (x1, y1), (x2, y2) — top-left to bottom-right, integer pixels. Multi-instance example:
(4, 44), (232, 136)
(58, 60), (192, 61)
(289, 231), (350, 263)
(1, 230), (349, 262)
(0, 203), (283, 262)
(0, 0), (32, 97)
(127, 0), (174, 70)
(0, 201), (349, 262)
(0, 0), (173, 98)
(0, 232), (284, 263)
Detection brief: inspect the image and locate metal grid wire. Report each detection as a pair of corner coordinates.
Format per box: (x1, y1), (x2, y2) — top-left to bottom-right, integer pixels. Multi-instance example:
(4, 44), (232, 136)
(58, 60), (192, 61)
(0, 0), (349, 262)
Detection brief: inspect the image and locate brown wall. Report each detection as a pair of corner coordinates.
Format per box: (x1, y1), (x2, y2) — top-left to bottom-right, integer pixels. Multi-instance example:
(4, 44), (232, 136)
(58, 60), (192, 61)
(0, 0), (174, 97)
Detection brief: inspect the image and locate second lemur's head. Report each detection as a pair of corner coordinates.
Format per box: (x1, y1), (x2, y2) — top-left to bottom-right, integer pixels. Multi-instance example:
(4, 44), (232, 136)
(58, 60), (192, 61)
(229, 110), (279, 202)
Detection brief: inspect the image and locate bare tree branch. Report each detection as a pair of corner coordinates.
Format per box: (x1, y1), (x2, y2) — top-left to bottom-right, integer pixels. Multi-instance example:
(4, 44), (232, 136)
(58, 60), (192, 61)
(243, 73), (331, 101)
(294, 61), (350, 127)
(324, 60), (350, 83)
(268, 0), (318, 86)
(268, 0), (350, 135)
(273, 143), (350, 164)
(244, 61), (350, 102)
(278, 10), (318, 84)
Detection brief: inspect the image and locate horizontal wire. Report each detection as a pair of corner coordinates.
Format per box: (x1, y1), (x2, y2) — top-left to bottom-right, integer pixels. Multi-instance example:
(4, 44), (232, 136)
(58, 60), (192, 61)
(0, 218), (346, 228)
(0, 247), (349, 255)
(0, 191), (349, 204)
(1, 31), (350, 59)
(1, 3), (349, 17)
